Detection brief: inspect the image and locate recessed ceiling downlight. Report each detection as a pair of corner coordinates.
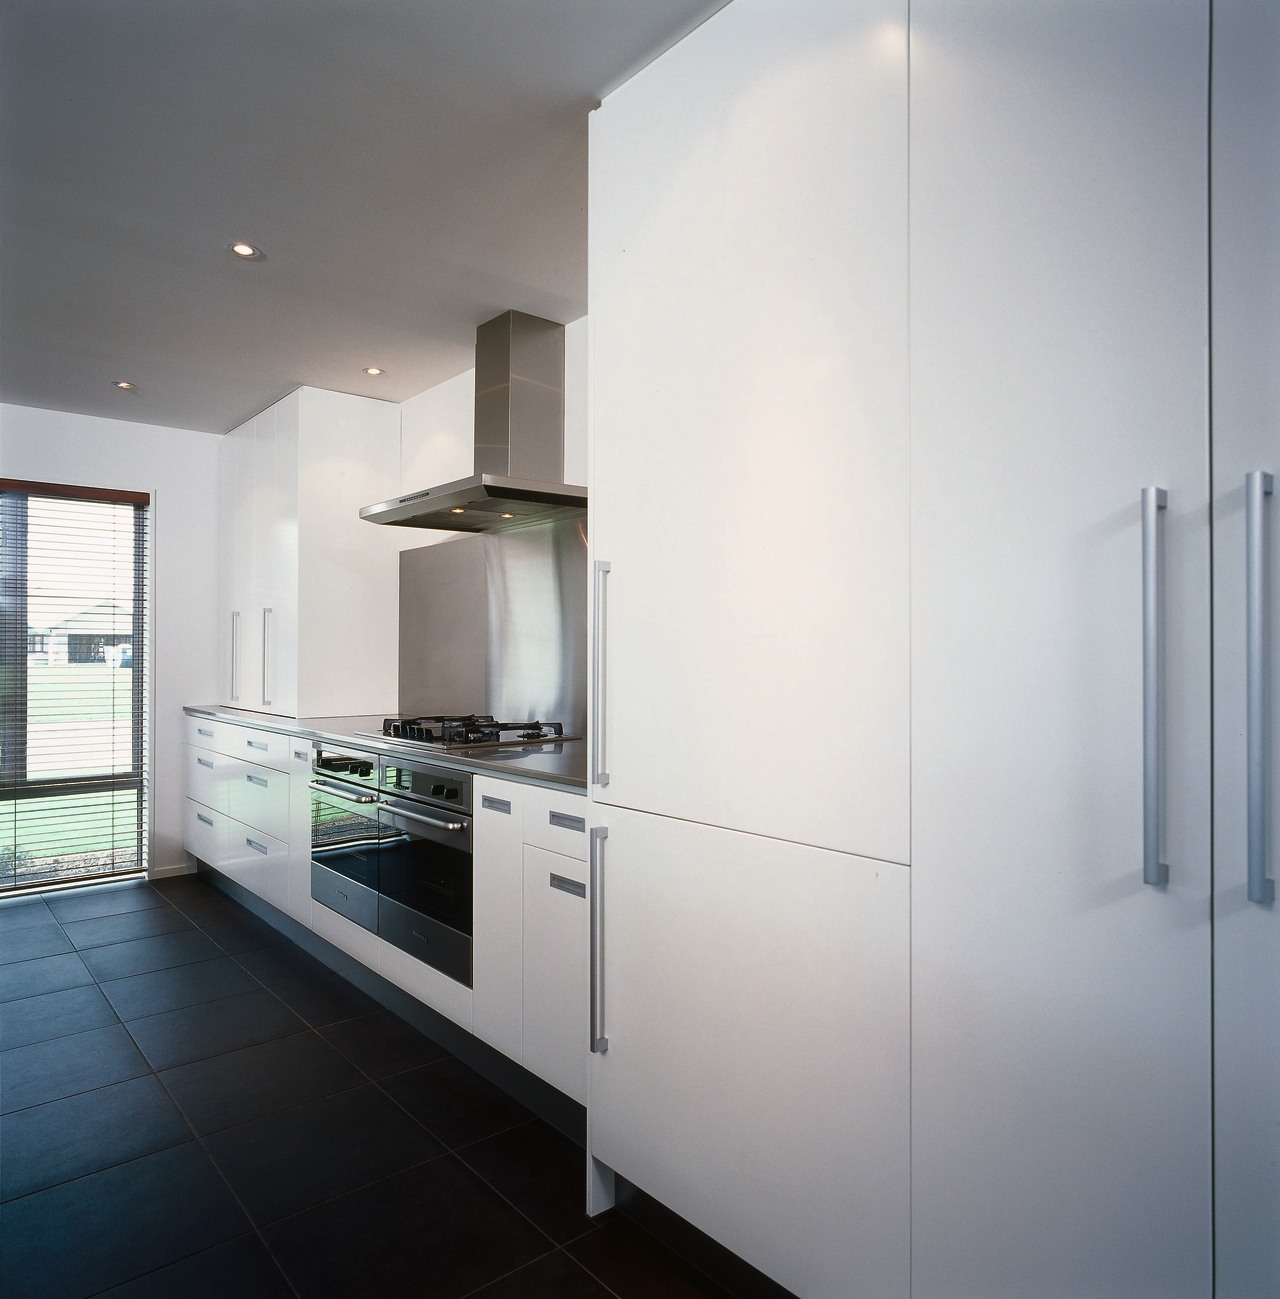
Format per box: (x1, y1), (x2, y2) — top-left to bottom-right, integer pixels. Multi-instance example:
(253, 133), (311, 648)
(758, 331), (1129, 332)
(227, 241), (263, 259)
(113, 380), (136, 391)
(363, 367), (385, 376)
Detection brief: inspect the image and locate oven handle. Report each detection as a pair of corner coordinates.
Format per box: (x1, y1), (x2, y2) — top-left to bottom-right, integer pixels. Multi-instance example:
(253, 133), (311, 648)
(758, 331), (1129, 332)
(309, 779), (378, 805)
(378, 800), (466, 833)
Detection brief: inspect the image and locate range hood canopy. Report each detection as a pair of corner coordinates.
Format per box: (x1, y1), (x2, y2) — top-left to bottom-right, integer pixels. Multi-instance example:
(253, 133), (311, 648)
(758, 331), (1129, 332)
(361, 310), (586, 533)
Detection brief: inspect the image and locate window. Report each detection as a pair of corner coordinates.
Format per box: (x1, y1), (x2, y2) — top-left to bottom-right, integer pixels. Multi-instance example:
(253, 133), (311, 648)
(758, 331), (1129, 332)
(1, 479), (150, 892)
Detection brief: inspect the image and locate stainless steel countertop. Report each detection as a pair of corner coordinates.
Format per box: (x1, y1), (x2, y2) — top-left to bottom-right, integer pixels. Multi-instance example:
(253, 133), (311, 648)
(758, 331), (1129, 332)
(183, 705), (588, 792)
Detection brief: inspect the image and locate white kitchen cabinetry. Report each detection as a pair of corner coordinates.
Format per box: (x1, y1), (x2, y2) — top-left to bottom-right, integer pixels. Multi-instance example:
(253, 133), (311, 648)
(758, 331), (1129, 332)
(588, 0), (909, 866)
(588, 806), (909, 1299)
(909, 3), (1213, 1296)
(1210, 4), (1280, 1293)
(472, 775), (525, 1058)
(218, 387), (403, 719)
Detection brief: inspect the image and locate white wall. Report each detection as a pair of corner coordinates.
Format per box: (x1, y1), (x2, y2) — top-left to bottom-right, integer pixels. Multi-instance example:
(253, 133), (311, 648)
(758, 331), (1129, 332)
(0, 402), (221, 875)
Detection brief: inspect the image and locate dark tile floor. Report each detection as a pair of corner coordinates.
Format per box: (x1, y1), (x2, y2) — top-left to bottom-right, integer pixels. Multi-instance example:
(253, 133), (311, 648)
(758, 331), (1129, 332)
(0, 875), (730, 1299)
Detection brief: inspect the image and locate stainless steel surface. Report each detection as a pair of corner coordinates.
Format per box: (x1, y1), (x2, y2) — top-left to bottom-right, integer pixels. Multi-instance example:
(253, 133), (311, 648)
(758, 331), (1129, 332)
(378, 801), (466, 834)
(398, 518), (587, 738)
(362, 312), (586, 534)
(550, 872), (586, 898)
(230, 611), (240, 702)
(1143, 486), (1170, 887)
(262, 607), (273, 707)
(309, 779), (377, 805)
(311, 862), (378, 933)
(591, 559), (611, 787)
(590, 824), (609, 1054)
(1247, 469), (1275, 904)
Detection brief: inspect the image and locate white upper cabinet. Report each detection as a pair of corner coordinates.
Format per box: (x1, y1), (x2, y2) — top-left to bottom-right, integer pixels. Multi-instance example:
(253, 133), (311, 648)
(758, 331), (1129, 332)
(1210, 3), (1280, 1293)
(909, 2), (1213, 1295)
(588, 0), (910, 864)
(218, 388), (402, 718)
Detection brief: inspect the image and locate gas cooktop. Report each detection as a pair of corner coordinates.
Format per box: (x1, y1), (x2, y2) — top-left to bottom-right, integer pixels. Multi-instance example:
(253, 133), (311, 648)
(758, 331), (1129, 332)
(356, 714), (579, 751)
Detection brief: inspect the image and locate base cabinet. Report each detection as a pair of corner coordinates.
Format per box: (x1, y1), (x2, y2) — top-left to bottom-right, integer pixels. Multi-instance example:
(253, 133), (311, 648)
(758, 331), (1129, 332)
(588, 805), (909, 1299)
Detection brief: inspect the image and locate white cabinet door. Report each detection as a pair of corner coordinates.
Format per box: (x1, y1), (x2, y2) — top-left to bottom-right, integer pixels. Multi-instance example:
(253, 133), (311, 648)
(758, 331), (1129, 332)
(222, 821), (289, 914)
(589, 805), (909, 1299)
(909, 3), (1212, 1296)
(1210, 4), (1280, 1292)
(521, 844), (587, 1104)
(471, 775), (524, 1059)
(588, 0), (910, 864)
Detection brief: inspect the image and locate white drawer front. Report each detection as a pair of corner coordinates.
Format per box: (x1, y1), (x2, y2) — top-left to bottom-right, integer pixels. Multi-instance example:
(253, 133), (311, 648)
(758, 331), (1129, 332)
(223, 724), (292, 771)
(223, 821), (289, 913)
(184, 715), (228, 752)
(227, 760), (290, 842)
(184, 800), (227, 870)
(522, 785), (588, 862)
(184, 746), (228, 815)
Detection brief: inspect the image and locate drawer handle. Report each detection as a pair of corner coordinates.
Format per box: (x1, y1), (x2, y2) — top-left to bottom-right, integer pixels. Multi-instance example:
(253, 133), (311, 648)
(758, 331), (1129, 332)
(549, 811), (586, 833)
(294, 749), (309, 762)
(550, 872), (586, 898)
(247, 838), (268, 855)
(196, 757), (214, 769)
(196, 813), (213, 827)
(246, 774), (268, 788)
(482, 795), (512, 814)
(247, 739), (268, 751)
(197, 727), (214, 738)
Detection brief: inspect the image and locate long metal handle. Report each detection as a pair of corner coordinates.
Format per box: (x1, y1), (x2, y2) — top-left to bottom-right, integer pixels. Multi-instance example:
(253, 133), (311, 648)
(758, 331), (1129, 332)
(589, 825), (609, 1053)
(230, 611), (240, 702)
(309, 779), (377, 805)
(1142, 487), (1169, 886)
(262, 608), (273, 707)
(592, 561), (611, 787)
(378, 800), (465, 833)
(1247, 470), (1275, 904)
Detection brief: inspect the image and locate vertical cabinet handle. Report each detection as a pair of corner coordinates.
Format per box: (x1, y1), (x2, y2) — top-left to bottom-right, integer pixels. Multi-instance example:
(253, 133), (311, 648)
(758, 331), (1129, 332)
(589, 825), (609, 1053)
(1247, 470), (1274, 904)
(261, 608), (273, 707)
(592, 561), (611, 787)
(1142, 487), (1169, 886)
(230, 610), (241, 703)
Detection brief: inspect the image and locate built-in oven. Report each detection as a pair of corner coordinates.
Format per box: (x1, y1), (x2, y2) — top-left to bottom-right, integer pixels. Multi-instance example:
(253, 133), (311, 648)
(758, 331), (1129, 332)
(308, 745), (474, 988)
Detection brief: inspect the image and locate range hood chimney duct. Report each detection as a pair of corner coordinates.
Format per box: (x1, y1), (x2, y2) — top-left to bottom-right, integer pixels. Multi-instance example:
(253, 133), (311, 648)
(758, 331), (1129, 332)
(360, 310), (586, 533)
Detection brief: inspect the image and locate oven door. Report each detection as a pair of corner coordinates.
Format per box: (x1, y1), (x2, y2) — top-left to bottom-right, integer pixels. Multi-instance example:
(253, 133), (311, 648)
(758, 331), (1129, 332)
(310, 777), (382, 932)
(377, 795), (474, 987)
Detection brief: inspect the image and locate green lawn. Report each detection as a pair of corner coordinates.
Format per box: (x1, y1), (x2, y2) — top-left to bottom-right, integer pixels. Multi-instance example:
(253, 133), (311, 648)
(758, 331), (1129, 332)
(27, 663), (136, 722)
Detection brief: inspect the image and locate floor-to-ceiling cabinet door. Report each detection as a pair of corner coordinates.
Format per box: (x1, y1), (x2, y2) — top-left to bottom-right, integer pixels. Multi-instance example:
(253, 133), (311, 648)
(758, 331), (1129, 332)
(909, 3), (1213, 1296)
(1210, 3), (1280, 1294)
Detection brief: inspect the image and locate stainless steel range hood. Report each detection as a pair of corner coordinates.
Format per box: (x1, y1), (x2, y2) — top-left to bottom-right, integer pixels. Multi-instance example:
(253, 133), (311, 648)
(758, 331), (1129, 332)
(361, 311), (587, 534)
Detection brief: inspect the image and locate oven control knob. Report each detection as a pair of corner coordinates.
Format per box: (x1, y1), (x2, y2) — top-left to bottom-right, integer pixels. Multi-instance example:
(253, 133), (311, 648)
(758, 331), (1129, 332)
(430, 784), (445, 797)
(444, 789), (459, 800)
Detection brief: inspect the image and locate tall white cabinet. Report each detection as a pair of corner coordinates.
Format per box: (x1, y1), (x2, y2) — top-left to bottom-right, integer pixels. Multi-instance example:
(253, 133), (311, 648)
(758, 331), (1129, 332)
(218, 387), (403, 718)
(588, 3), (911, 1297)
(1210, 3), (1280, 1294)
(908, 3), (1213, 1296)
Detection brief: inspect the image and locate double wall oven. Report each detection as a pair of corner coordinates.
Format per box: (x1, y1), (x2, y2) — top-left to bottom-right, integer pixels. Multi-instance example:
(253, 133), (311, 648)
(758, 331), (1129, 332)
(309, 746), (474, 987)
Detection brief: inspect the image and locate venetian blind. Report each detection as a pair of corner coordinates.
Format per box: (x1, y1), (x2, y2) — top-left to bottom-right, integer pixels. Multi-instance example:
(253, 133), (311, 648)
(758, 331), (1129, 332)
(0, 479), (151, 893)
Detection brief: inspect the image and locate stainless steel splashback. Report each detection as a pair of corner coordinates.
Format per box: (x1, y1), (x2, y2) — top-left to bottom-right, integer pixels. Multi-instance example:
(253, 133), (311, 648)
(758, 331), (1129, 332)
(398, 518), (587, 734)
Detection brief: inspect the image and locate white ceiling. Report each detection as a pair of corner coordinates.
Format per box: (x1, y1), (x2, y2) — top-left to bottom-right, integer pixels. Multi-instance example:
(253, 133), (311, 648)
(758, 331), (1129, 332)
(0, 0), (727, 434)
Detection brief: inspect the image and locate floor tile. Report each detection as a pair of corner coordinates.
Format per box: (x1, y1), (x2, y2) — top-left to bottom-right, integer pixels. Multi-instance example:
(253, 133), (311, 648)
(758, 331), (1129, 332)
(100, 955), (261, 1021)
(267, 965), (380, 1027)
(0, 950), (93, 1003)
(320, 1009), (451, 1080)
(0, 921), (74, 965)
(60, 904), (194, 950)
(179, 895), (256, 928)
(200, 913), (287, 955)
(381, 1056), (533, 1150)
(0, 1074), (192, 1202)
(125, 987), (307, 1070)
(1, 1022), (150, 1114)
(235, 943), (334, 987)
(78, 928), (223, 981)
(44, 882), (169, 923)
(148, 873), (218, 903)
(205, 1083), (445, 1225)
(0, 982), (118, 1051)
(458, 1120), (593, 1244)
(264, 1155), (549, 1299)
(0, 896), (56, 933)
(467, 1249), (615, 1298)
(95, 1234), (295, 1298)
(160, 1029), (366, 1134)
(0, 1142), (251, 1299)
(568, 1221), (731, 1299)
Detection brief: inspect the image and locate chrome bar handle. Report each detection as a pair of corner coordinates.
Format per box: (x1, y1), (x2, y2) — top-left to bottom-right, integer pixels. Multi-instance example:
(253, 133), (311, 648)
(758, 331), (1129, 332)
(589, 825), (609, 1053)
(377, 800), (465, 833)
(308, 779), (377, 805)
(261, 608), (273, 707)
(1247, 470), (1275, 904)
(230, 610), (241, 702)
(1142, 487), (1169, 886)
(592, 561), (611, 787)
